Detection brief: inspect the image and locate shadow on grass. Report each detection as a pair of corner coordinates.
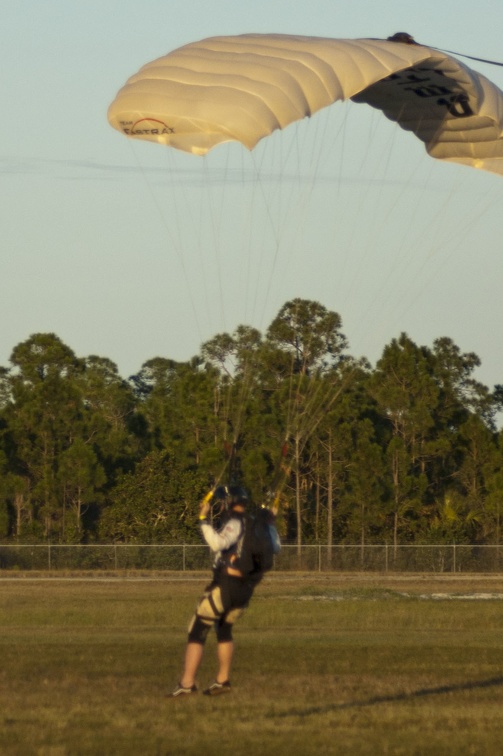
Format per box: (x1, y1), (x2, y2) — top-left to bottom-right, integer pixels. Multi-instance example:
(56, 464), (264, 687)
(273, 676), (503, 718)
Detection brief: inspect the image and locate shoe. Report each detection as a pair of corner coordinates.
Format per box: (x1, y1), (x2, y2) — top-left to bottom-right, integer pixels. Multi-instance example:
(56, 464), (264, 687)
(169, 682), (198, 697)
(203, 680), (231, 696)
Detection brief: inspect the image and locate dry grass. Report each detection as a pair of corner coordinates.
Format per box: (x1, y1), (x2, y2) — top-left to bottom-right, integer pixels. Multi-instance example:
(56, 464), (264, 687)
(1, 574), (502, 755)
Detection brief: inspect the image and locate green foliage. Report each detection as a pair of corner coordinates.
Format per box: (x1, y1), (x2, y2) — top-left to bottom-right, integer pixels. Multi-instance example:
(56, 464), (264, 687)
(0, 335), (140, 542)
(99, 449), (206, 543)
(0, 301), (502, 545)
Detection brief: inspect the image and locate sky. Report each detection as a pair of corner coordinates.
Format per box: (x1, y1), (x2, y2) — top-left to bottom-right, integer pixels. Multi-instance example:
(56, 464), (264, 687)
(3, 0), (503, 406)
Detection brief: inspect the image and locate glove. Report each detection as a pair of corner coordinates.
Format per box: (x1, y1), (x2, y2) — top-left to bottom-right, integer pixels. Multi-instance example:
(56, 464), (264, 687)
(199, 489), (213, 520)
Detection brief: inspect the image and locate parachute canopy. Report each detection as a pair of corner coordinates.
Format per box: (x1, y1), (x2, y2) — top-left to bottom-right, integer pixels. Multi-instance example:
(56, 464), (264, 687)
(108, 33), (503, 175)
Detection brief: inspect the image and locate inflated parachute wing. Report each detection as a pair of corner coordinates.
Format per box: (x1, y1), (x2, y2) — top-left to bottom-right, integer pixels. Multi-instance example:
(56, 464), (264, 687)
(108, 34), (503, 174)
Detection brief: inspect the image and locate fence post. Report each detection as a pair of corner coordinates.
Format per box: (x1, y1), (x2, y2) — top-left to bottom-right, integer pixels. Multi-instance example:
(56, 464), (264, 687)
(183, 545), (186, 572)
(114, 545), (117, 570)
(453, 543), (456, 573)
(48, 544), (51, 571)
(385, 543), (388, 573)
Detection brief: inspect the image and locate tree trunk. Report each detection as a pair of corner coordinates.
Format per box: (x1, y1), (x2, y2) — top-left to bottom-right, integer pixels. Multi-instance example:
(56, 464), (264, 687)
(14, 492), (24, 538)
(295, 434), (302, 558)
(327, 440), (333, 569)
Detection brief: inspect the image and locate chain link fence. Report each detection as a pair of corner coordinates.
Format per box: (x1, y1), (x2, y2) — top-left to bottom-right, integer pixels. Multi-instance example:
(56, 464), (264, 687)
(1, 543), (503, 572)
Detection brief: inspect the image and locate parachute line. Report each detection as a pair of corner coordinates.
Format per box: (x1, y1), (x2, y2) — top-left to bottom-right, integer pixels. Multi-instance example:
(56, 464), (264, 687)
(126, 141), (204, 346)
(435, 47), (503, 68)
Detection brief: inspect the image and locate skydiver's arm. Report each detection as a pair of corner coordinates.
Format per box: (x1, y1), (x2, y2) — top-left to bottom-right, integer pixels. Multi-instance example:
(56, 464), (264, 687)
(200, 518), (242, 553)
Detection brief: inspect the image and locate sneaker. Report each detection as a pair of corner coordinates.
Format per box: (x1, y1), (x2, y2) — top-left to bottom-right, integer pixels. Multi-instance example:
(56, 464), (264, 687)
(203, 680), (231, 696)
(169, 682), (198, 698)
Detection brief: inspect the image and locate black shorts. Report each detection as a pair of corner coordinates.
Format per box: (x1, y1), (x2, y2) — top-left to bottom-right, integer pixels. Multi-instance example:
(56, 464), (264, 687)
(187, 570), (255, 642)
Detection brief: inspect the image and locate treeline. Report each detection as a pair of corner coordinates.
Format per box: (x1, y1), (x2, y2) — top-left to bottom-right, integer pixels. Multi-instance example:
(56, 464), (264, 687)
(0, 298), (502, 546)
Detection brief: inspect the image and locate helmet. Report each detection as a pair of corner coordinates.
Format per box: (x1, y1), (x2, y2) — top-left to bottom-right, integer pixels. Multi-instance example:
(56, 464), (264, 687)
(227, 485), (248, 507)
(212, 484), (248, 508)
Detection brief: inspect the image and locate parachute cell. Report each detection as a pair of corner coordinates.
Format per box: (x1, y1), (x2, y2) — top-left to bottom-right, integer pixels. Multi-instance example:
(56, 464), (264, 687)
(108, 34), (503, 174)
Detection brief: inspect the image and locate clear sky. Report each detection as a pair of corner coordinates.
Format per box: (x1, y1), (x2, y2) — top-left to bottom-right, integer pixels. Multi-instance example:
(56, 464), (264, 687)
(3, 1), (502, 404)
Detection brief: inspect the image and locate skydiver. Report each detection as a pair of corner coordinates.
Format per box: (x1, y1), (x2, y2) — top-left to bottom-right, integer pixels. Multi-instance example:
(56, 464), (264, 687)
(169, 485), (259, 698)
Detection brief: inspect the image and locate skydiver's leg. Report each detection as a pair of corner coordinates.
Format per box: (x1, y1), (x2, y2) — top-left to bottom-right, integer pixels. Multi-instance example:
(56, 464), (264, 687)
(180, 642), (204, 689)
(216, 640), (234, 684)
(213, 610), (242, 684)
(176, 582), (222, 689)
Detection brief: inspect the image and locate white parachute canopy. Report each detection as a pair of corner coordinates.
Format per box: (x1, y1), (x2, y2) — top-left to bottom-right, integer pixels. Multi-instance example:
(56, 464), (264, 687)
(108, 33), (503, 175)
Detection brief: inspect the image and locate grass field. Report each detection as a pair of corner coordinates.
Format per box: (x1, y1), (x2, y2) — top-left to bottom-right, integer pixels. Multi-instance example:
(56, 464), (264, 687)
(1, 573), (503, 755)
